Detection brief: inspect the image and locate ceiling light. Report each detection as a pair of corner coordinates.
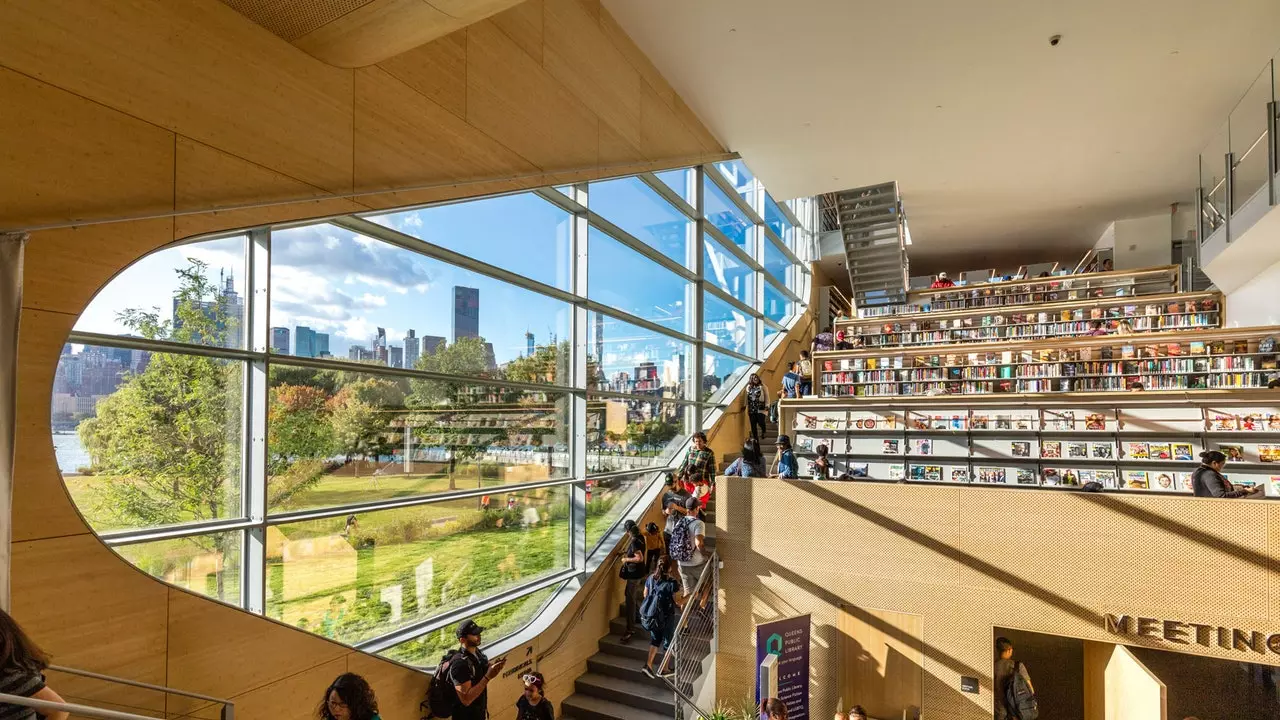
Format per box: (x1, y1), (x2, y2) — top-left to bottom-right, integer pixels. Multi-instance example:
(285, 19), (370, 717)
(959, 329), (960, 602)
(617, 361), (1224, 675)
(1049, 34), (1062, 47)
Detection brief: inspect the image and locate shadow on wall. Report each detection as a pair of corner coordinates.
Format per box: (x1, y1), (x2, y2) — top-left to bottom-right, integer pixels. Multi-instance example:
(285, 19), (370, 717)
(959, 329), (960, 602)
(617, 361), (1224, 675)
(993, 628), (1083, 720)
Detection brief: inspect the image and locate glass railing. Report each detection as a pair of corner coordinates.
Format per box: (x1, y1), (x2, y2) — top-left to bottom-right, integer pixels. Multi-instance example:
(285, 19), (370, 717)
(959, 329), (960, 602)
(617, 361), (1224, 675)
(1197, 54), (1278, 245)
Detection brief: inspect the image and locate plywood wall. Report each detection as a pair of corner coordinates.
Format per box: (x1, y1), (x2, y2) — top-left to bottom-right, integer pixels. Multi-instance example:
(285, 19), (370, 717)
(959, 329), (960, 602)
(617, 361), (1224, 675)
(1, 0), (725, 717)
(715, 480), (1280, 720)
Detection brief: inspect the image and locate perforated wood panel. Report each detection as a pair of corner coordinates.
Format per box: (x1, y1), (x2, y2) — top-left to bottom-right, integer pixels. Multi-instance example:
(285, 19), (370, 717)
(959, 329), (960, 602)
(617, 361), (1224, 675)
(219, 0), (373, 41)
(716, 480), (1280, 720)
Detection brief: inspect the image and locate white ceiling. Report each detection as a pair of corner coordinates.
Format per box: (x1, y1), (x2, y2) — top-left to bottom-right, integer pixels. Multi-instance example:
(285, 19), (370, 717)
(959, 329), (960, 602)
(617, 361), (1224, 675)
(603, 0), (1280, 266)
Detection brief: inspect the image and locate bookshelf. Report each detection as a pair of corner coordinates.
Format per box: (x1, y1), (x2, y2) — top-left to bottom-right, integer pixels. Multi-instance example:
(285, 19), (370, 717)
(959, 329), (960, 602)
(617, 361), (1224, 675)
(837, 291), (1221, 350)
(853, 265), (1181, 319)
(814, 327), (1280, 398)
(783, 395), (1280, 497)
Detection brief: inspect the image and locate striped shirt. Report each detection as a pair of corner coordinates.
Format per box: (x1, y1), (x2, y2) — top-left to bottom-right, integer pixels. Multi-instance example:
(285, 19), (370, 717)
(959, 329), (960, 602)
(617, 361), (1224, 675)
(0, 669), (45, 720)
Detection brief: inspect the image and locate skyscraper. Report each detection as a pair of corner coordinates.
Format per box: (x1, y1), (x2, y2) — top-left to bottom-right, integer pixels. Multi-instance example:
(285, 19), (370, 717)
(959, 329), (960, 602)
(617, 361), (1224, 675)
(453, 286), (479, 341)
(295, 326), (316, 358)
(270, 327), (290, 354)
(594, 312), (604, 365)
(389, 346), (403, 369)
(422, 335), (445, 357)
(526, 331), (534, 357)
(373, 327), (388, 364)
(403, 329), (419, 370)
(316, 333), (330, 358)
(172, 270), (244, 348)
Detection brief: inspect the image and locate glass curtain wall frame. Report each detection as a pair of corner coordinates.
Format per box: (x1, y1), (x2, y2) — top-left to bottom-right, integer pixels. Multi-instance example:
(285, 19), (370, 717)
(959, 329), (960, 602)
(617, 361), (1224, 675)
(57, 160), (810, 665)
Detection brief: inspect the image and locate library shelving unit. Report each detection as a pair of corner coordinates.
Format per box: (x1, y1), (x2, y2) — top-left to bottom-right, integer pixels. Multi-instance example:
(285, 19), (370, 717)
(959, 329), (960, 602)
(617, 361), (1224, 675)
(837, 290), (1221, 350)
(814, 327), (1280, 398)
(781, 392), (1280, 498)
(850, 265), (1182, 319)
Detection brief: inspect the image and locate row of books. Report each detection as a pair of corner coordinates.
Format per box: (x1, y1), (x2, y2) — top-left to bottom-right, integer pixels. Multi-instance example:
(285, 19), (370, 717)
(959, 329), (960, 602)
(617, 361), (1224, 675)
(794, 409), (1280, 432)
(852, 315), (1220, 349)
(853, 300), (1217, 333)
(822, 340), (1269, 371)
(820, 358), (1268, 382)
(820, 374), (1269, 395)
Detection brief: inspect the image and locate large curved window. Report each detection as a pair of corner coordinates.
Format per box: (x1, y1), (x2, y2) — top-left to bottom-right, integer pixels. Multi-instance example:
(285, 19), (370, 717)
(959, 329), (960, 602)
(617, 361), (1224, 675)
(52, 162), (811, 664)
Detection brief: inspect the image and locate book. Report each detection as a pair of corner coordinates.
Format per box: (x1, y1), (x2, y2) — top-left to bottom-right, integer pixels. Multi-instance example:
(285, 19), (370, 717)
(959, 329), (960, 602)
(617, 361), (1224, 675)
(1126, 442), (1150, 459)
(1067, 442), (1088, 459)
(1220, 444), (1245, 461)
(1152, 472), (1177, 491)
(1041, 441), (1062, 459)
(882, 439), (901, 455)
(1150, 443), (1172, 461)
(1125, 470), (1149, 489)
(1172, 443), (1194, 461)
(1011, 441), (1031, 457)
(1190, 341), (1206, 356)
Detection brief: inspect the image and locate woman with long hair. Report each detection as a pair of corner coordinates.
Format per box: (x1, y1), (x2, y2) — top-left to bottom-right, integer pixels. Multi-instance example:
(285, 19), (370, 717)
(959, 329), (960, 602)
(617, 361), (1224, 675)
(317, 673), (380, 720)
(618, 520), (648, 643)
(762, 697), (788, 720)
(1191, 449), (1264, 498)
(0, 608), (68, 720)
(744, 373), (770, 446)
(640, 555), (684, 679)
(724, 438), (766, 477)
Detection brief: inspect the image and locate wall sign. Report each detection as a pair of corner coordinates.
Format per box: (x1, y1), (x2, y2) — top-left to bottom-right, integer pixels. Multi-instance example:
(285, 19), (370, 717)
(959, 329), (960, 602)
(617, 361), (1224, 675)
(960, 676), (979, 694)
(1104, 614), (1280, 655)
(756, 614), (811, 720)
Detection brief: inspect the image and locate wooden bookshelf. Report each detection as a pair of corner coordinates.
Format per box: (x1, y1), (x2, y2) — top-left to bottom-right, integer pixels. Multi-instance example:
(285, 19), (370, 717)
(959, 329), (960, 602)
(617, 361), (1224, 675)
(814, 326), (1280, 398)
(837, 290), (1221, 350)
(852, 265), (1181, 319)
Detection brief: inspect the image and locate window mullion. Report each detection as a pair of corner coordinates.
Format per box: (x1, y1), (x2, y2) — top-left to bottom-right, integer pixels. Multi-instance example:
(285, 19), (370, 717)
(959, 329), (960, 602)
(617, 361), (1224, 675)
(243, 229), (270, 614)
(569, 181), (589, 574)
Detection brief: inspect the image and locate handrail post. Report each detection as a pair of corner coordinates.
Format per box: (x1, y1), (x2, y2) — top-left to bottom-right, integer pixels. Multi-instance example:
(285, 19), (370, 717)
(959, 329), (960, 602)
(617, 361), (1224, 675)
(1225, 152), (1234, 242)
(1268, 100), (1278, 207)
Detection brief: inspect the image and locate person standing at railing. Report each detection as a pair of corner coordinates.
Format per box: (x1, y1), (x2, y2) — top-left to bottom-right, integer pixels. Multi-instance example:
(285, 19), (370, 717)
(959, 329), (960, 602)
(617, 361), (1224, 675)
(745, 373), (770, 446)
(618, 520), (648, 644)
(643, 522), (664, 573)
(930, 272), (955, 288)
(675, 431), (716, 509)
(0, 608), (69, 720)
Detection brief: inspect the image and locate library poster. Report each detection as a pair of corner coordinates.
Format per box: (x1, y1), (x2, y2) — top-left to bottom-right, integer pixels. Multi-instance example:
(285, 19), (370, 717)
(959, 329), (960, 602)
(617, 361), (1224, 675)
(756, 614), (811, 720)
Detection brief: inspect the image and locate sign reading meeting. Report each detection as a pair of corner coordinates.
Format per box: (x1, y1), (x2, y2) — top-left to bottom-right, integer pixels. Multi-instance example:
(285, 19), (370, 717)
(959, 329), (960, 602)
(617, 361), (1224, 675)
(756, 614), (811, 720)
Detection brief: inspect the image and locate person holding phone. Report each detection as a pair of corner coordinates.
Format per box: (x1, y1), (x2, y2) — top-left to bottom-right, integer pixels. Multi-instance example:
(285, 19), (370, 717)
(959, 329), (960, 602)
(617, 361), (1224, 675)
(450, 619), (507, 720)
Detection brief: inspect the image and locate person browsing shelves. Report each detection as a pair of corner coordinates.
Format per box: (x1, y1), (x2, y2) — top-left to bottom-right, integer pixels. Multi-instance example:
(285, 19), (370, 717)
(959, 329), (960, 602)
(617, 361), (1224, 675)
(1192, 450), (1264, 498)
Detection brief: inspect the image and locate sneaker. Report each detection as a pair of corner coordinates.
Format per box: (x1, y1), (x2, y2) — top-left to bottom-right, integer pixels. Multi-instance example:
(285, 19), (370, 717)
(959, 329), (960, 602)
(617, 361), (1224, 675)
(620, 632), (634, 644)
(641, 665), (656, 679)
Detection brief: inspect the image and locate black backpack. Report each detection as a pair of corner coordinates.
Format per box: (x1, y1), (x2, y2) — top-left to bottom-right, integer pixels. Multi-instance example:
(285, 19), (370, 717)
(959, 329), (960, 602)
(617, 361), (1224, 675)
(1004, 661), (1039, 720)
(639, 575), (677, 627)
(422, 650), (472, 719)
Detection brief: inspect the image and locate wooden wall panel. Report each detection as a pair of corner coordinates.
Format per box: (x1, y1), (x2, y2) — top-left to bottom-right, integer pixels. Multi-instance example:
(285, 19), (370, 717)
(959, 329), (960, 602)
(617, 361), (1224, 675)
(639, 82), (707, 174)
(377, 30), (469, 120)
(465, 20), (598, 171)
(0, 0), (355, 193)
(491, 0), (544, 64)
(225, 656), (348, 718)
(21, 220), (175, 318)
(0, 67), (175, 229)
(837, 606), (924, 720)
(544, 0), (641, 152)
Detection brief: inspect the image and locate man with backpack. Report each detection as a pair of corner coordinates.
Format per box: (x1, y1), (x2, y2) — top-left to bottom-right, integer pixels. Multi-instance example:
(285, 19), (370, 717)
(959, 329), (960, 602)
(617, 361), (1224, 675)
(640, 555), (684, 679)
(994, 637), (1038, 720)
(424, 619), (506, 720)
(670, 496), (707, 602)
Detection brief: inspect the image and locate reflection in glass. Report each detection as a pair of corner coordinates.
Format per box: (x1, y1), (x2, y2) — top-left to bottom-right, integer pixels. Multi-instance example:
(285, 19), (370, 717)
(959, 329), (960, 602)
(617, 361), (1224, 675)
(587, 398), (688, 474)
(704, 178), (754, 252)
(654, 168), (695, 205)
(585, 311), (692, 400)
(587, 228), (691, 334)
(763, 237), (793, 289)
(703, 291), (755, 357)
(702, 347), (752, 403)
(266, 486), (571, 645)
(763, 323), (781, 353)
(703, 234), (754, 306)
(715, 160), (756, 207)
(763, 280), (794, 325)
(589, 176), (693, 267)
(270, 223), (570, 384)
(116, 533), (242, 604)
(54, 345), (243, 533)
(366, 194), (572, 290)
(73, 236), (247, 348)
(267, 365), (569, 514)
(586, 474), (658, 552)
(764, 194), (794, 249)
(380, 585), (557, 667)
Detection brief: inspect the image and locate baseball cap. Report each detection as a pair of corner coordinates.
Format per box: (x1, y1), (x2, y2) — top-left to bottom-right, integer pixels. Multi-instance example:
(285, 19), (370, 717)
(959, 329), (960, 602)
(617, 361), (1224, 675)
(683, 495), (700, 510)
(456, 619), (485, 638)
(775, 434), (791, 446)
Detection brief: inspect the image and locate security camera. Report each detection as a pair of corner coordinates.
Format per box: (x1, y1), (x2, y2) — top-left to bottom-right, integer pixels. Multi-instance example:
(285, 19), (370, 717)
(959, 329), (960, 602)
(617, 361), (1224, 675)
(1049, 34), (1062, 46)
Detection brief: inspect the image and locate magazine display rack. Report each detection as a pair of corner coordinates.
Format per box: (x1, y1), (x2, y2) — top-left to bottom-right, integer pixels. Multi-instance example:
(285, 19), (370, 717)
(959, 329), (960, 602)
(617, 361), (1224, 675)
(789, 401), (1280, 497)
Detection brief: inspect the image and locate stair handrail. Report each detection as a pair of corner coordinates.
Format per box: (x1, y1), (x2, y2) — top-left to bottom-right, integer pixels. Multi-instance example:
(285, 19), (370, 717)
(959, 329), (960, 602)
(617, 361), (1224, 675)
(0, 691), (191, 720)
(656, 549), (719, 720)
(44, 664), (234, 720)
(535, 539), (624, 663)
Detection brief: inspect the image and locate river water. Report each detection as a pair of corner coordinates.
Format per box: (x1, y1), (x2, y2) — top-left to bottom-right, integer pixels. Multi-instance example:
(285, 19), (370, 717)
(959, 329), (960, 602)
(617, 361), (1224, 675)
(53, 433), (89, 474)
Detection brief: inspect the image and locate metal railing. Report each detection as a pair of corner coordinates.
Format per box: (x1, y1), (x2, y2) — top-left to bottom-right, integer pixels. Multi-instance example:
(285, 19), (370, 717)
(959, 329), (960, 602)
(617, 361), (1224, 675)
(12, 664), (234, 720)
(657, 549), (719, 720)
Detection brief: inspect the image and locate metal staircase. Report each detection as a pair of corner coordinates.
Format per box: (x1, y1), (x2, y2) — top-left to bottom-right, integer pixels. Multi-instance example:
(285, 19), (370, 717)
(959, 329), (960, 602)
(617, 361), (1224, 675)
(832, 182), (908, 308)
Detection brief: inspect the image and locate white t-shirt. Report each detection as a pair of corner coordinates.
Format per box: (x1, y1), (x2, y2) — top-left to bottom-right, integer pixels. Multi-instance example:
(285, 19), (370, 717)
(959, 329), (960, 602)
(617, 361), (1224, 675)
(677, 517), (706, 567)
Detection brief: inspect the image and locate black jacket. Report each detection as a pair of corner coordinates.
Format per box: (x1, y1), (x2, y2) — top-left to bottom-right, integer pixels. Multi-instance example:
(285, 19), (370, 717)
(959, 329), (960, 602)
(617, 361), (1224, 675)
(1191, 465), (1251, 498)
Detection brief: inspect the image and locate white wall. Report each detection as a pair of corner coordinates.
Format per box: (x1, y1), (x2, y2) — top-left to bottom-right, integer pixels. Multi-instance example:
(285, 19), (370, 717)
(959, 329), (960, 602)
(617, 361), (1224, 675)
(1112, 213), (1171, 270)
(1226, 256), (1280, 327)
(1094, 222), (1116, 250)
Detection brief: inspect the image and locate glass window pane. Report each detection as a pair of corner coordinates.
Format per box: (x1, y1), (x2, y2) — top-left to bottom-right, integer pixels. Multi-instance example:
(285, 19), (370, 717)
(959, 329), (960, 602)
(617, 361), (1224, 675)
(763, 280), (794, 325)
(654, 168), (694, 205)
(703, 291), (755, 357)
(379, 585), (558, 667)
(703, 178), (754, 252)
(270, 223), (571, 385)
(587, 228), (691, 334)
(366, 194), (572, 291)
(116, 533), (241, 605)
(703, 235), (754, 306)
(763, 323), (781, 354)
(585, 310), (692, 400)
(715, 159), (755, 207)
(586, 474), (658, 553)
(589, 176), (693, 267)
(267, 366), (569, 514)
(702, 347), (751, 403)
(555, 185), (574, 200)
(74, 236), (248, 349)
(764, 194), (795, 249)
(266, 486), (571, 645)
(588, 398), (689, 474)
(55, 344), (243, 533)
(763, 238), (792, 289)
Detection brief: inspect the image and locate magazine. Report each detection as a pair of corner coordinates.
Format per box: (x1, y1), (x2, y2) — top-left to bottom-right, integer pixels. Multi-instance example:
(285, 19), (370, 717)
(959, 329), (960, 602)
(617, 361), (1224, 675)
(1149, 443), (1172, 461)
(887, 464), (904, 480)
(1060, 469), (1080, 486)
(882, 439), (901, 455)
(924, 465), (943, 482)
(1011, 441), (1031, 457)
(911, 438), (932, 456)
(951, 468), (970, 483)
(1096, 469), (1119, 489)
(1085, 414), (1106, 430)
(1126, 442), (1150, 460)
(1152, 472), (1176, 491)
(1172, 443), (1194, 461)
(1219, 444), (1245, 462)
(977, 466), (1007, 484)
(1259, 445), (1280, 463)
(1041, 441), (1062, 459)
(1091, 442), (1114, 459)
(1016, 468), (1038, 485)
(1066, 442), (1088, 459)
(1124, 470), (1149, 489)
(1042, 468), (1060, 485)
(1174, 472), (1195, 492)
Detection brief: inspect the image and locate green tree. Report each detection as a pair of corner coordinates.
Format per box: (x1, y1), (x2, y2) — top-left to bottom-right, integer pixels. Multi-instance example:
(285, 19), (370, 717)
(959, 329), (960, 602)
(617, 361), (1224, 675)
(79, 260), (240, 595)
(407, 338), (505, 490)
(328, 377), (405, 476)
(266, 384), (334, 509)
